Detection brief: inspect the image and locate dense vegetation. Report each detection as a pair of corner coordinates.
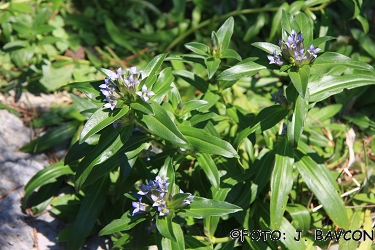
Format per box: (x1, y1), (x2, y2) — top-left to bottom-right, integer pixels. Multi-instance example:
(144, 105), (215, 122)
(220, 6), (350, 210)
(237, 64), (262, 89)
(1, 0), (375, 249)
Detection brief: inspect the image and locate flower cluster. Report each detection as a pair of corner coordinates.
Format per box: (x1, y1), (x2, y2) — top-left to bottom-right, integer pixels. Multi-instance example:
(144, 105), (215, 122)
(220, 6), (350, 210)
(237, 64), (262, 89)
(268, 30), (321, 68)
(99, 66), (155, 110)
(132, 176), (194, 217)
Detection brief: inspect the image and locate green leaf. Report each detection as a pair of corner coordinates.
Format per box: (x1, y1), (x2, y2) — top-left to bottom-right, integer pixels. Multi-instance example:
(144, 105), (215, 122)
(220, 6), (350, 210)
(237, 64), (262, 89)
(220, 49), (242, 61)
(216, 17), (234, 51)
(281, 10), (294, 35)
(196, 153), (220, 188)
(189, 112), (218, 126)
(158, 221), (185, 250)
(217, 58), (266, 81)
(270, 136), (294, 230)
(64, 135), (99, 164)
(173, 70), (209, 93)
(79, 105), (129, 143)
(2, 40), (29, 51)
(99, 211), (147, 235)
(287, 86), (309, 148)
(234, 105), (289, 147)
(185, 42), (209, 55)
(294, 12), (313, 48)
(269, 2), (289, 41)
(141, 101), (188, 147)
(153, 67), (174, 103)
(21, 121), (80, 153)
(40, 63), (74, 92)
(180, 100), (209, 115)
(159, 156), (176, 195)
(68, 175), (110, 250)
(156, 212), (176, 241)
(252, 149), (275, 197)
(251, 42), (281, 55)
(23, 161), (73, 208)
(286, 204), (311, 233)
(170, 193), (191, 209)
(0, 101), (20, 116)
(141, 53), (167, 79)
(84, 134), (149, 186)
(185, 236), (212, 249)
(311, 52), (374, 75)
(288, 65), (310, 99)
(351, 29), (375, 59)
(311, 36), (336, 48)
(178, 197), (242, 218)
(279, 217), (307, 250)
(309, 71), (375, 103)
(178, 126), (238, 158)
(130, 100), (154, 115)
(339, 209), (362, 250)
(75, 125), (132, 190)
(103, 16), (135, 53)
(294, 142), (349, 229)
(66, 80), (103, 101)
(205, 57), (221, 79)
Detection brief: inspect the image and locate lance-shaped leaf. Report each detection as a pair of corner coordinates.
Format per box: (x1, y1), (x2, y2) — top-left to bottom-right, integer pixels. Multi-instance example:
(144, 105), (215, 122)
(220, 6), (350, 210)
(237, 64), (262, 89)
(156, 212), (176, 241)
(279, 217), (308, 250)
(21, 121), (80, 153)
(75, 125), (132, 190)
(288, 65), (310, 99)
(68, 175), (110, 250)
(270, 136), (294, 230)
(23, 161), (73, 208)
(141, 102), (188, 147)
(130, 100), (154, 115)
(173, 70), (209, 93)
(184, 42), (209, 55)
(217, 58), (266, 81)
(178, 197), (242, 218)
(287, 87), (309, 148)
(234, 105), (289, 147)
(99, 211), (147, 236)
(311, 52), (374, 75)
(79, 105), (129, 143)
(294, 12), (313, 48)
(309, 72), (375, 103)
(66, 80), (103, 101)
(104, 16), (135, 53)
(216, 17), (234, 51)
(157, 221), (185, 250)
(294, 142), (349, 229)
(196, 153), (220, 188)
(205, 57), (221, 79)
(141, 53), (167, 79)
(251, 42), (281, 55)
(178, 126), (238, 158)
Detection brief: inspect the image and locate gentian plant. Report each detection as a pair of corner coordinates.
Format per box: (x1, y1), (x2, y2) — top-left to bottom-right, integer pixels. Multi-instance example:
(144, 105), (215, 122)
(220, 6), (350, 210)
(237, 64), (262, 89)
(23, 10), (375, 250)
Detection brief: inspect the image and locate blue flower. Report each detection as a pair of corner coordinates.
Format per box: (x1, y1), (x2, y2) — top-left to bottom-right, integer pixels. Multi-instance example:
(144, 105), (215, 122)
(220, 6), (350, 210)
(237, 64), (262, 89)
(136, 85), (155, 102)
(132, 197), (150, 216)
(307, 44), (321, 59)
(271, 89), (287, 105)
(270, 30), (321, 68)
(267, 50), (284, 66)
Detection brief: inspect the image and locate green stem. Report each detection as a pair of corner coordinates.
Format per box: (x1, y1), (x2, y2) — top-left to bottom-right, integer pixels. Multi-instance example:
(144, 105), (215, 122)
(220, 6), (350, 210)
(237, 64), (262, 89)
(165, 7), (279, 52)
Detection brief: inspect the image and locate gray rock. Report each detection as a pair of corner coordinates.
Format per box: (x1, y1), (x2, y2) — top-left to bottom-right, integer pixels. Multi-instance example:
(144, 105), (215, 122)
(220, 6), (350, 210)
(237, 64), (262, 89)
(0, 108), (110, 250)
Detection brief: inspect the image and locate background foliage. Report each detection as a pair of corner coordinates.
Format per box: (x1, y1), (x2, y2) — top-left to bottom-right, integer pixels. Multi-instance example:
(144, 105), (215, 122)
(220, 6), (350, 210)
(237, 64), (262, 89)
(1, 0), (375, 249)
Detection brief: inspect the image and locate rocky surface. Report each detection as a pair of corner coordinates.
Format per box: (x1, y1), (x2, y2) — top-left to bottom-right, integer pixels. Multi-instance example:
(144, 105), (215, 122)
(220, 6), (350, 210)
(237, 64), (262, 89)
(0, 92), (110, 250)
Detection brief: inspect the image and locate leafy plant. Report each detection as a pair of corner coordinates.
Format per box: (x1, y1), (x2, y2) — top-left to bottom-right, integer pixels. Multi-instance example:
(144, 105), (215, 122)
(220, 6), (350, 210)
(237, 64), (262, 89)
(22, 3), (375, 250)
